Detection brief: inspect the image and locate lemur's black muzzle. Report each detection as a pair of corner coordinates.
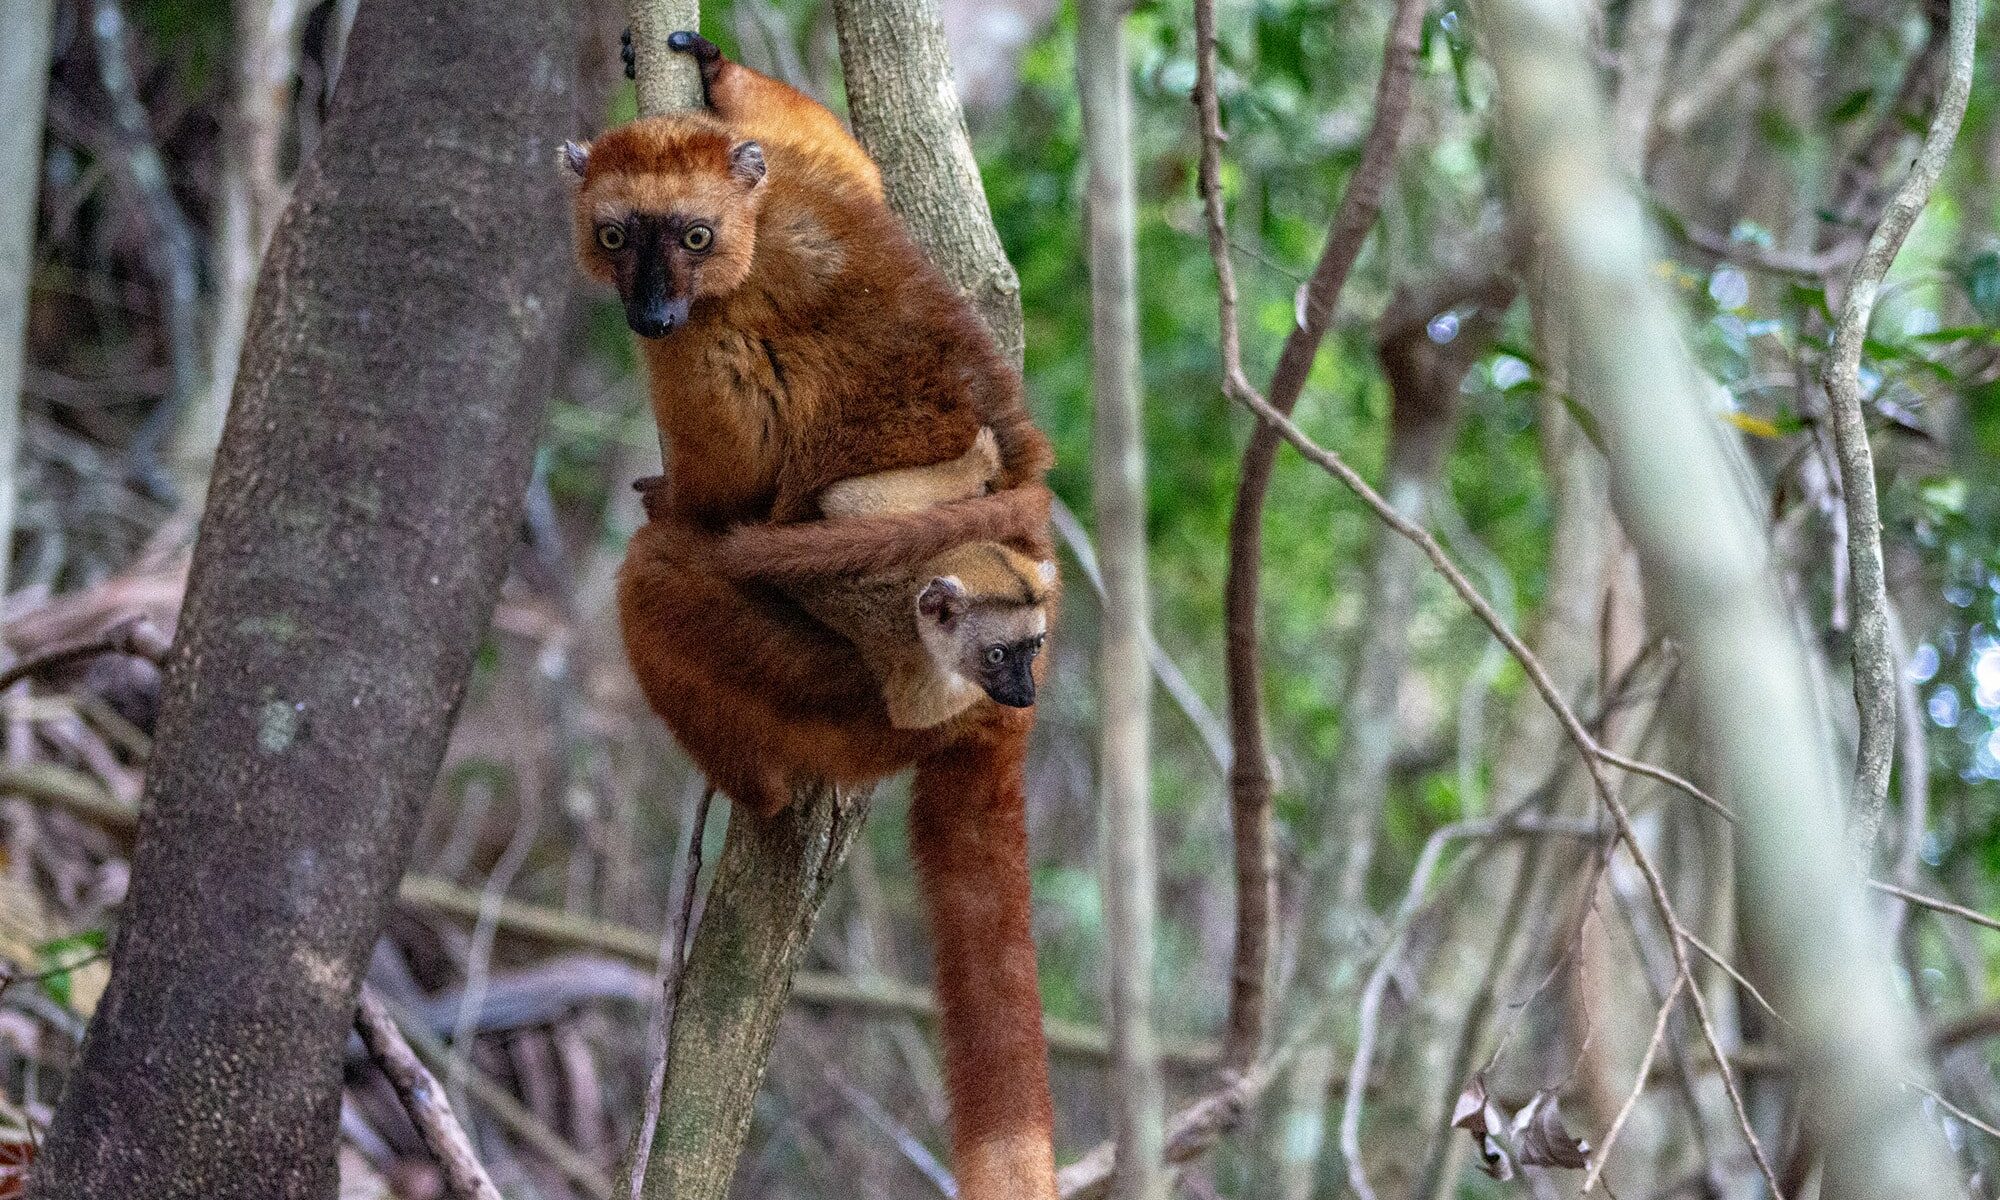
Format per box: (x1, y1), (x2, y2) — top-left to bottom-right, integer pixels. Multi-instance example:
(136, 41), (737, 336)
(983, 658), (1037, 709)
(625, 227), (690, 338)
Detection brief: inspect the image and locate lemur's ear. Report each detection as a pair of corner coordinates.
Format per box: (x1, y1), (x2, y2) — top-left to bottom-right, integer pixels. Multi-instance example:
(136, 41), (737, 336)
(918, 577), (968, 627)
(729, 140), (767, 188)
(559, 140), (590, 179)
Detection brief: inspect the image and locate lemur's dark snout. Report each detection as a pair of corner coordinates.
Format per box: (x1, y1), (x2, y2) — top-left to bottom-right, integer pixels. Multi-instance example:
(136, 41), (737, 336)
(627, 296), (690, 339)
(984, 668), (1036, 709)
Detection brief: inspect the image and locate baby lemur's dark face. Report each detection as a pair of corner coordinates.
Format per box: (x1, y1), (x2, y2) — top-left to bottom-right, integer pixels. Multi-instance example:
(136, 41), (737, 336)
(971, 630), (1046, 708)
(917, 578), (1049, 709)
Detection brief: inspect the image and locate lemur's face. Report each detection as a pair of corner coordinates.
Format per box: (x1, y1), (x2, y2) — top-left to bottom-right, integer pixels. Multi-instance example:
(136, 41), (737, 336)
(916, 578), (1049, 710)
(561, 120), (766, 339)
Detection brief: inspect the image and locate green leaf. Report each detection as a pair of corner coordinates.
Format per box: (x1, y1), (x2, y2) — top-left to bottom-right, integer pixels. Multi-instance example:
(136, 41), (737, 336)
(1959, 251), (2000, 323)
(1828, 89), (1875, 124)
(32, 930), (107, 1009)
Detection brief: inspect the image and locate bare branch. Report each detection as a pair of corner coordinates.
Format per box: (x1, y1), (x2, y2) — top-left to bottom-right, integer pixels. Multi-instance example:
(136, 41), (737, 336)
(354, 985), (502, 1200)
(88, 0), (203, 496)
(396, 873), (1222, 1069)
(627, 787), (712, 1200)
(1582, 974), (1684, 1194)
(1200, 0), (1428, 1077)
(0, 615), (170, 691)
(1821, 0), (1976, 843)
(1868, 878), (2000, 935)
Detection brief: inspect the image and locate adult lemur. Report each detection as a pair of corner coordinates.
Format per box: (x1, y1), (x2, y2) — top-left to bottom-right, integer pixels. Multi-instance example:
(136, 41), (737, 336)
(566, 33), (1062, 1200)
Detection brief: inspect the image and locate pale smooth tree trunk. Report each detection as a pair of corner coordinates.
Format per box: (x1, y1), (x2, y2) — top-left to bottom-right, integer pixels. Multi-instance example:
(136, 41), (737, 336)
(1076, 0), (1164, 1196)
(27, 0), (576, 1192)
(1483, 1), (1964, 1197)
(178, 0), (306, 485)
(0, 0), (54, 604)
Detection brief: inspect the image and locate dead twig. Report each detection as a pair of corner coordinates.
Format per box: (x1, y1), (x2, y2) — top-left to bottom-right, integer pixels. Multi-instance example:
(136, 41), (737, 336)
(1583, 975), (1685, 1194)
(0, 616), (169, 691)
(628, 786), (712, 1200)
(354, 984), (502, 1200)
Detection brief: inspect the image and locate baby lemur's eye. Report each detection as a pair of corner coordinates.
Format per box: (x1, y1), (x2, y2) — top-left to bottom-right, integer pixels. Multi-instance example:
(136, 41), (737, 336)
(681, 224), (714, 252)
(985, 646), (1006, 666)
(595, 223), (626, 251)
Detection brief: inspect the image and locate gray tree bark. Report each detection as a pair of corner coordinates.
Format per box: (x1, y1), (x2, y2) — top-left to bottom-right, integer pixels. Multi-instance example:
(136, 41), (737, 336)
(27, 0), (576, 1192)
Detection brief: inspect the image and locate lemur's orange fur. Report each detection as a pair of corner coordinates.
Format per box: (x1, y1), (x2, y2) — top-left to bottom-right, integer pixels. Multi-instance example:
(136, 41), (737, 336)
(575, 36), (1059, 1200)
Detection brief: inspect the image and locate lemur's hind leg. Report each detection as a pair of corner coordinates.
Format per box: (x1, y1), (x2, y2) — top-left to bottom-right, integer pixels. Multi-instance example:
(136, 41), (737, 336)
(666, 31), (884, 196)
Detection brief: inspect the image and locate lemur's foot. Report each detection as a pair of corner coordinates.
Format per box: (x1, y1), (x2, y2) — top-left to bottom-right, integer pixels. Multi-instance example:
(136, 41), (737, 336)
(620, 27), (636, 81)
(667, 31), (728, 88)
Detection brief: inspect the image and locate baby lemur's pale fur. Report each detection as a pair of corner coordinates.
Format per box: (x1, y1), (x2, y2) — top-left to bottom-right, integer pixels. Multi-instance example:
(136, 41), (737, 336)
(794, 428), (1055, 729)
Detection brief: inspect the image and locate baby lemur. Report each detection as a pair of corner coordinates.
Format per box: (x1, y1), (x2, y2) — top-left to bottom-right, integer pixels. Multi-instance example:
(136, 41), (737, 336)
(637, 427), (1055, 729)
(799, 428), (1055, 729)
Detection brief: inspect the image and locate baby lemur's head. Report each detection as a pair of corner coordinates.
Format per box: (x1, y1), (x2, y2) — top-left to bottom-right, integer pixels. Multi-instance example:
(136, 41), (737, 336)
(561, 117), (766, 338)
(915, 544), (1057, 710)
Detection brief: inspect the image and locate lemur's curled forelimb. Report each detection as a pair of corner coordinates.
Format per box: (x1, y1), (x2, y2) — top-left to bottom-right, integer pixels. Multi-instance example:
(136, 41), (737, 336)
(574, 33), (1061, 1200)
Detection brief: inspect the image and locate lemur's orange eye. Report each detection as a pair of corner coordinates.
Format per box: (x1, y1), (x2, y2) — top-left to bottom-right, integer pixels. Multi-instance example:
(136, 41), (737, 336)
(596, 224), (625, 251)
(681, 225), (713, 252)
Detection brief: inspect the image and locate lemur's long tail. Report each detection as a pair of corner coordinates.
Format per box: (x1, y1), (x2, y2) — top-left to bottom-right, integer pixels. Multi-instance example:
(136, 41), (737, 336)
(908, 715), (1059, 1200)
(712, 485), (1053, 583)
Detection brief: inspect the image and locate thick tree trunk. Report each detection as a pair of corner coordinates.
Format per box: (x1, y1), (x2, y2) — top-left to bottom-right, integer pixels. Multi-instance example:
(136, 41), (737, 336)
(27, 0), (576, 1194)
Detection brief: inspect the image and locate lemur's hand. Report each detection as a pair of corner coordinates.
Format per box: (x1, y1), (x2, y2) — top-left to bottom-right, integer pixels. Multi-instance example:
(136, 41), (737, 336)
(667, 31), (728, 89)
(621, 30), (725, 91)
(631, 475), (672, 522)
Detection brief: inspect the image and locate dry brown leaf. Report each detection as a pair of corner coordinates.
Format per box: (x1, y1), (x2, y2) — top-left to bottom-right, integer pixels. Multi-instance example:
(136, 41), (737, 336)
(1512, 1092), (1591, 1170)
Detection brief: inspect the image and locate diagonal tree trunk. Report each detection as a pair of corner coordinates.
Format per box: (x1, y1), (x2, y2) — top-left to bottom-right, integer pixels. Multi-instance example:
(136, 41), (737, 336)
(1483, 0), (1964, 1195)
(27, 0), (576, 1193)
